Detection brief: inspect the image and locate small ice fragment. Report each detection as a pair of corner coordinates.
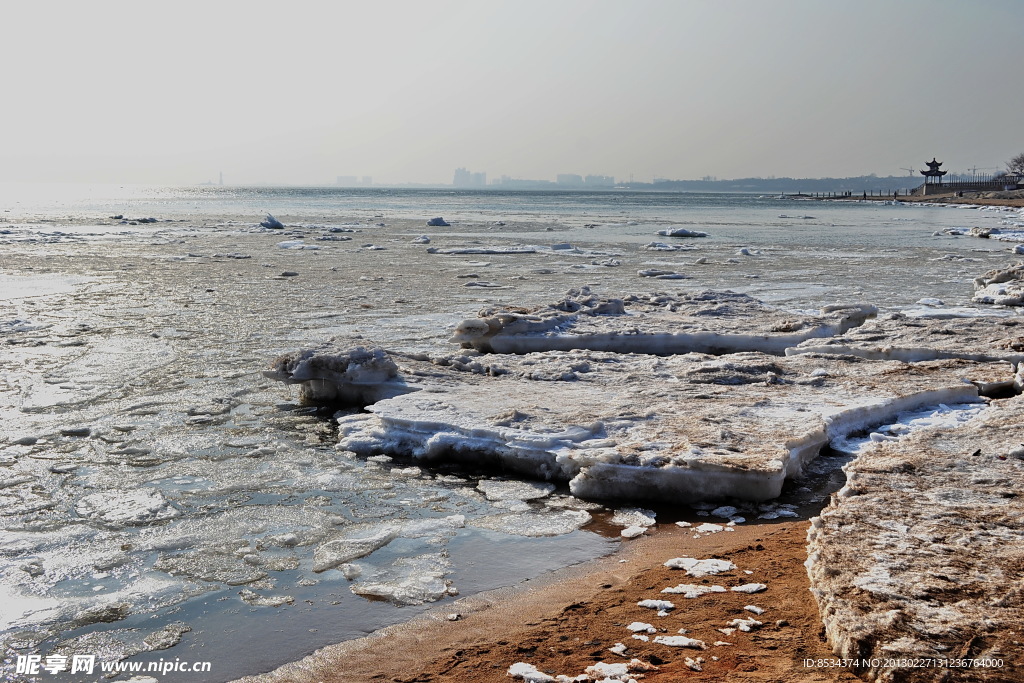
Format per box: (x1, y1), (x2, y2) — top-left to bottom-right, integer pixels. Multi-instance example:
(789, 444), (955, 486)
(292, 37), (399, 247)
(637, 599), (674, 611)
(663, 557), (736, 577)
(627, 622), (657, 634)
(585, 662), (630, 679)
(713, 640), (734, 647)
(731, 583), (767, 594)
(508, 662), (554, 683)
(694, 523), (724, 534)
(653, 635), (706, 649)
(260, 213), (284, 229)
(728, 617), (763, 632)
(684, 656), (704, 672)
(661, 584), (727, 598)
(631, 634), (649, 642)
(675, 521), (692, 528)
(611, 507), (656, 528)
(744, 605), (765, 615)
(620, 526), (646, 538)
(608, 642), (628, 656)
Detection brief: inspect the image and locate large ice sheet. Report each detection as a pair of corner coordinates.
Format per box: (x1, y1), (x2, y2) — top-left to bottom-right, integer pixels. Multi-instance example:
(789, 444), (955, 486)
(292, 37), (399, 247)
(806, 396), (1024, 682)
(333, 349), (1005, 502)
(449, 288), (876, 356)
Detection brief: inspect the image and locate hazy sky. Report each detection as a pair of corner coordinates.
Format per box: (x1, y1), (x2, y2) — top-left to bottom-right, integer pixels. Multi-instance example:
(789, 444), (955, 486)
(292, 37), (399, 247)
(4, 0), (1022, 185)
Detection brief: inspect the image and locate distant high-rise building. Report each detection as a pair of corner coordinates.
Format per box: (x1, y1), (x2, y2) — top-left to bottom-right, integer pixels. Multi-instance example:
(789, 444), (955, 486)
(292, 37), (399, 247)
(336, 176), (359, 187)
(584, 174), (614, 187)
(453, 168), (486, 187)
(361, 176), (372, 186)
(557, 173), (584, 187)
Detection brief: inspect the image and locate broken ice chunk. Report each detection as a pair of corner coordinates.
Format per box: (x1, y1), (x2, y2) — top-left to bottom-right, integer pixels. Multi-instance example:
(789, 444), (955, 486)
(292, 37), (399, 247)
(731, 583), (767, 594)
(663, 557), (736, 577)
(653, 635), (706, 649)
(508, 662), (554, 683)
(661, 584), (727, 598)
(312, 528), (398, 572)
(611, 507), (656, 528)
(728, 617), (763, 632)
(264, 344), (407, 406)
(637, 599), (674, 611)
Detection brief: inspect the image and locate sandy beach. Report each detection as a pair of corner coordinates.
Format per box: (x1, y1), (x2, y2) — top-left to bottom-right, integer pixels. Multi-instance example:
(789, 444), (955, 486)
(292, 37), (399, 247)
(239, 517), (864, 683)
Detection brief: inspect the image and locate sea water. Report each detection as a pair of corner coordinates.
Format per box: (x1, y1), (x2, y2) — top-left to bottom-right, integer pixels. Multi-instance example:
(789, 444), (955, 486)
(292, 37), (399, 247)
(0, 185), (1020, 681)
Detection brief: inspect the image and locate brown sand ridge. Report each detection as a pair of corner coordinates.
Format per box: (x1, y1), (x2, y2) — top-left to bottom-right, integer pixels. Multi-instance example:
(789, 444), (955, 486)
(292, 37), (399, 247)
(237, 520), (861, 683)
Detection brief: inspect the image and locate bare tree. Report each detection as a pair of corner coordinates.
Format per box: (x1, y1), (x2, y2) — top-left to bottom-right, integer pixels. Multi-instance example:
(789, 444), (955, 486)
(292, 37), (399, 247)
(1008, 152), (1024, 175)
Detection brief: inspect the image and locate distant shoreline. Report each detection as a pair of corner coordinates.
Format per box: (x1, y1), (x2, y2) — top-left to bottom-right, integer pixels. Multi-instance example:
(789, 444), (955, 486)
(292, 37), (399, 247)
(848, 190), (1024, 208)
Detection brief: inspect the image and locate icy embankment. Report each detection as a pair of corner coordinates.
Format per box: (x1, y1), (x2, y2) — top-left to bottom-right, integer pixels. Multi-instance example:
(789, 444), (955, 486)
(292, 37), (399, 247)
(806, 396), (1024, 682)
(448, 288), (876, 356)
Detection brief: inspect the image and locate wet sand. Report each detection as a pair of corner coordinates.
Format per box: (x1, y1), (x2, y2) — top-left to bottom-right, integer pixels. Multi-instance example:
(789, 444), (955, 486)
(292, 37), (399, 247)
(238, 519), (862, 683)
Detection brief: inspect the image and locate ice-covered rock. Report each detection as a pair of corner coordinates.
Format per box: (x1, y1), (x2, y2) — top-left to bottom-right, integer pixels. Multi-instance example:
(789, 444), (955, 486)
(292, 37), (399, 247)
(426, 217), (450, 227)
(807, 396), (1024, 682)
(264, 343), (409, 405)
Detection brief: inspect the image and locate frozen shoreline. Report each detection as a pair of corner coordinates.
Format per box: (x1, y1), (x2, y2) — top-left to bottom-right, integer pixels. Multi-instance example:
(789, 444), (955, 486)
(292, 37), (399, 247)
(2, 191), (1023, 681)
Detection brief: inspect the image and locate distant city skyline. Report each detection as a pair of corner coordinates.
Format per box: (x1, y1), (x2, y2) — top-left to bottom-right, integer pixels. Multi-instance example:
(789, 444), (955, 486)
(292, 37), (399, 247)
(3, 1), (1022, 186)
